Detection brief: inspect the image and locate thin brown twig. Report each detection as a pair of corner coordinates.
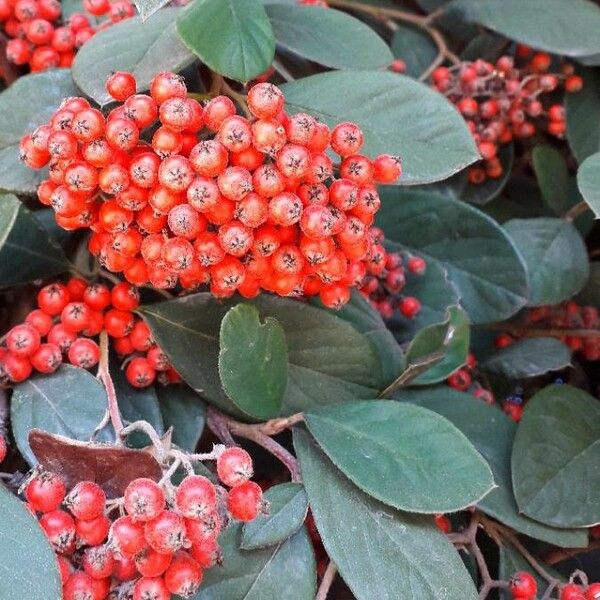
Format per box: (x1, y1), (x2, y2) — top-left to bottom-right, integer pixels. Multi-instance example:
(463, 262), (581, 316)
(564, 200), (590, 222)
(315, 561), (338, 600)
(97, 330), (124, 435)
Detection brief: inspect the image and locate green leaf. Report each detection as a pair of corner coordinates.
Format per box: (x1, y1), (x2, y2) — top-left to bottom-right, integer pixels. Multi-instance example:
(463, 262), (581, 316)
(241, 483), (308, 550)
(304, 400), (494, 513)
(219, 305), (287, 420)
(504, 218), (589, 306)
(293, 429), (479, 599)
(577, 151), (600, 218)
(406, 305), (470, 385)
(461, 31), (508, 62)
(532, 145), (572, 215)
(266, 4), (391, 70)
(566, 67), (600, 164)
(282, 71), (479, 185)
(157, 384), (206, 452)
(0, 69), (78, 194)
(576, 261), (600, 307)
(313, 290), (404, 385)
(390, 24), (437, 78)
(133, 0), (169, 20)
(377, 189), (529, 323)
(402, 387), (588, 548)
(194, 523), (316, 600)
(0, 194), (69, 289)
(140, 294), (384, 417)
(482, 338), (572, 379)
(0, 485), (62, 600)
(10, 365), (108, 466)
(72, 10), (194, 106)
(177, 0), (275, 83)
(513, 384), (600, 527)
(448, 0), (600, 57)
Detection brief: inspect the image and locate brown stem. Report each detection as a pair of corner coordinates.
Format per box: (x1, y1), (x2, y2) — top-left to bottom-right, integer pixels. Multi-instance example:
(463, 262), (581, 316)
(315, 561), (338, 600)
(544, 540), (600, 566)
(97, 331), (124, 435)
(207, 408), (302, 481)
(564, 201), (590, 222)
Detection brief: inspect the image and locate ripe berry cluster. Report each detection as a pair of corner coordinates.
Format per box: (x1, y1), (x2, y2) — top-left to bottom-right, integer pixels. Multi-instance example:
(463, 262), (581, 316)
(431, 49), (582, 185)
(499, 302), (600, 362)
(23, 446), (264, 600)
(0, 0), (134, 74)
(21, 72), (402, 310)
(357, 230), (424, 319)
(511, 571), (600, 600)
(446, 353), (495, 403)
(0, 277), (175, 389)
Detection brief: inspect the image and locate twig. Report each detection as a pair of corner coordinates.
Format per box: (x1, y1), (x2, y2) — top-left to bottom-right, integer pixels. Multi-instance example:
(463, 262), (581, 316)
(272, 58), (295, 82)
(119, 420), (166, 460)
(564, 201), (590, 222)
(220, 79), (251, 118)
(315, 561), (338, 600)
(482, 323), (600, 339)
(544, 540), (600, 566)
(378, 352), (445, 398)
(97, 331), (124, 435)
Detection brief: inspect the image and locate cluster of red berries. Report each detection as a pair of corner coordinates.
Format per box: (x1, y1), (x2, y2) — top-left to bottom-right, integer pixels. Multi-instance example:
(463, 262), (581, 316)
(446, 353), (495, 402)
(497, 302), (600, 362)
(431, 49), (582, 185)
(0, 277), (174, 389)
(21, 72), (402, 310)
(0, 0), (134, 74)
(357, 233), (424, 319)
(511, 571), (600, 600)
(23, 446), (264, 599)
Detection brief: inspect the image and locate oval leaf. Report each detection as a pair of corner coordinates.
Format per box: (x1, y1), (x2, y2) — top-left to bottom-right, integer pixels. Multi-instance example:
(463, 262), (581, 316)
(282, 71), (479, 185)
(266, 4), (392, 70)
(177, 0), (275, 83)
(0, 194), (69, 289)
(304, 400), (494, 513)
(73, 9), (194, 106)
(241, 483), (308, 550)
(577, 151), (600, 218)
(0, 485), (62, 600)
(512, 384), (600, 527)
(504, 218), (589, 306)
(195, 524), (315, 600)
(11, 365), (108, 465)
(402, 387), (588, 548)
(532, 145), (572, 215)
(219, 304), (287, 420)
(566, 67), (600, 164)
(294, 428), (479, 599)
(406, 305), (470, 385)
(482, 338), (572, 379)
(377, 189), (529, 323)
(0, 69), (78, 193)
(448, 0), (600, 57)
(391, 24), (438, 78)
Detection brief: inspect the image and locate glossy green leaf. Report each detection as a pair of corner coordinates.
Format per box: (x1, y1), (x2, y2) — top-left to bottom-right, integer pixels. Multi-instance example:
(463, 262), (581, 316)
(377, 189), (529, 323)
(390, 24), (437, 78)
(195, 523), (315, 600)
(566, 67), (600, 163)
(402, 387), (587, 548)
(177, 0), (275, 82)
(532, 145), (571, 215)
(304, 400), (494, 513)
(0, 69), (78, 194)
(406, 305), (470, 385)
(577, 151), (600, 218)
(513, 384), (600, 527)
(448, 0), (600, 57)
(461, 31), (508, 62)
(482, 338), (572, 379)
(219, 304), (287, 420)
(11, 365), (108, 465)
(504, 218), (589, 305)
(241, 483), (308, 550)
(282, 71), (478, 185)
(157, 384), (206, 452)
(73, 10), (194, 106)
(140, 294), (384, 418)
(294, 429), (479, 599)
(266, 4), (392, 69)
(0, 485), (62, 600)
(0, 194), (69, 288)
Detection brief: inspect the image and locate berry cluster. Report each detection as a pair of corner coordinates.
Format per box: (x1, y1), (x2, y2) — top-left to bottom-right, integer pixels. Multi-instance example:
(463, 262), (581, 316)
(446, 353), (495, 404)
(0, 0), (134, 74)
(431, 49), (582, 185)
(23, 446), (263, 599)
(498, 302), (600, 362)
(511, 571), (600, 600)
(357, 230), (424, 319)
(0, 277), (174, 389)
(21, 72), (402, 310)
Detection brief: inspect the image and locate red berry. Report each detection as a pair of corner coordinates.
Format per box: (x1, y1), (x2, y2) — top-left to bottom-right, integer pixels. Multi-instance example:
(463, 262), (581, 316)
(39, 509), (76, 554)
(144, 510), (186, 554)
(133, 576), (170, 600)
(434, 514), (451, 534)
(164, 552), (203, 597)
(126, 357), (156, 388)
(6, 324), (41, 358)
(25, 471), (66, 513)
(124, 478), (165, 522)
(227, 481), (264, 522)
(75, 514), (110, 546)
(217, 447), (254, 487)
(175, 475), (217, 519)
(134, 548), (173, 578)
(82, 545), (115, 580)
(398, 296), (421, 318)
(561, 584), (586, 600)
(510, 571), (537, 599)
(63, 572), (96, 600)
(65, 481), (106, 521)
(67, 338), (100, 369)
(110, 515), (146, 555)
(37, 283), (70, 315)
